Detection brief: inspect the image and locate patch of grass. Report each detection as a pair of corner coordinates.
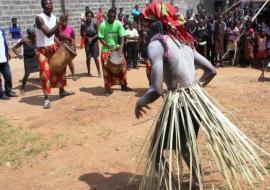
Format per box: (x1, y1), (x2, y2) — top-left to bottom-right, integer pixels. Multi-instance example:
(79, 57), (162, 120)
(52, 133), (71, 149)
(0, 116), (48, 167)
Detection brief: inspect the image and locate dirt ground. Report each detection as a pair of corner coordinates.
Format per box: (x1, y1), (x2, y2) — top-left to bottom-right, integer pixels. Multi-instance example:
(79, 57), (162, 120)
(0, 48), (270, 190)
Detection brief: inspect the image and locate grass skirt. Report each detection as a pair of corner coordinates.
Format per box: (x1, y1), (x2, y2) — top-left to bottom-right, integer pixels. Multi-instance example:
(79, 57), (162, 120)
(139, 83), (269, 190)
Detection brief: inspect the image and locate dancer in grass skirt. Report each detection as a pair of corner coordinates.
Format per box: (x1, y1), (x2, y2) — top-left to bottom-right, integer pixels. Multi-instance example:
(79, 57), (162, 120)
(135, 1), (270, 190)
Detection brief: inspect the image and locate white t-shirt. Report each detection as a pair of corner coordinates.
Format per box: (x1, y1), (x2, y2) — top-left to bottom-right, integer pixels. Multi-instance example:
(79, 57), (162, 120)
(125, 28), (139, 43)
(0, 30), (7, 63)
(36, 13), (56, 47)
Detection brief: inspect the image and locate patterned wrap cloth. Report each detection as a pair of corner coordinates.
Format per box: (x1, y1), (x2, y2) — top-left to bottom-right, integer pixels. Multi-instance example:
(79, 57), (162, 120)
(36, 44), (66, 94)
(101, 52), (127, 90)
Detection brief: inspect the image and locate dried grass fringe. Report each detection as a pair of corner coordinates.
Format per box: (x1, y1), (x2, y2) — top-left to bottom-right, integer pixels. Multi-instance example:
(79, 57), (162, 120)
(139, 83), (270, 190)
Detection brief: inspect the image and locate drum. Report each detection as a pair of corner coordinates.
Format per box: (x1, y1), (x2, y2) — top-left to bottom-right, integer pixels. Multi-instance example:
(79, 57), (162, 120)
(49, 43), (77, 73)
(108, 51), (124, 75)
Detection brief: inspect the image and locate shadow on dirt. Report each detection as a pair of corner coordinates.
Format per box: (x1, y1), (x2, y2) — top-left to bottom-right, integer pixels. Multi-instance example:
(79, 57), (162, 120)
(14, 77), (41, 92)
(19, 95), (60, 106)
(79, 172), (141, 190)
(80, 86), (148, 97)
(80, 86), (105, 96)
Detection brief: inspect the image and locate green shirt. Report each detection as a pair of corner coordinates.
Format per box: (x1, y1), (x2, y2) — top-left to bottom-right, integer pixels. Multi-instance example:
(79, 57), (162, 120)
(98, 20), (126, 52)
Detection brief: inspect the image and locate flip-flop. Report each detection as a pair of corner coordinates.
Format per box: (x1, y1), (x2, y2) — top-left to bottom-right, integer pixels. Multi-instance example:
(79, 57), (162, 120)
(60, 91), (75, 98)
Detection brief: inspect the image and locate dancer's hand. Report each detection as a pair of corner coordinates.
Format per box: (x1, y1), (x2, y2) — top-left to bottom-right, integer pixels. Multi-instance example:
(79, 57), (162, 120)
(135, 104), (151, 119)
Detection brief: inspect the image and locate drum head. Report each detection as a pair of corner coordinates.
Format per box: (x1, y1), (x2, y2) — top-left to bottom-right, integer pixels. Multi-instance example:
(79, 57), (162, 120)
(109, 51), (123, 66)
(62, 43), (77, 56)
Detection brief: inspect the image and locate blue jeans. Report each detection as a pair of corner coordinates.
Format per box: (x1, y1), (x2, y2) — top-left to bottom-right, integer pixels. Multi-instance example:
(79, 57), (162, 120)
(0, 62), (12, 97)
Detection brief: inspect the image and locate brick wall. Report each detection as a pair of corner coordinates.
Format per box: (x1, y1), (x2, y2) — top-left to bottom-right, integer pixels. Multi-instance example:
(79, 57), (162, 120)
(0, 0), (209, 47)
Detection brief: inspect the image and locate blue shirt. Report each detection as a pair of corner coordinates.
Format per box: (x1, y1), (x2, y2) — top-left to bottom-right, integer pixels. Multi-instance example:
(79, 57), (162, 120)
(0, 28), (9, 63)
(131, 9), (140, 17)
(9, 25), (22, 40)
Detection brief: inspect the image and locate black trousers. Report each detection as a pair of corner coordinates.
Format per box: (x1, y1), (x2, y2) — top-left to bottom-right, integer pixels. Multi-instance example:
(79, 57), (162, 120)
(126, 42), (138, 68)
(0, 62), (12, 97)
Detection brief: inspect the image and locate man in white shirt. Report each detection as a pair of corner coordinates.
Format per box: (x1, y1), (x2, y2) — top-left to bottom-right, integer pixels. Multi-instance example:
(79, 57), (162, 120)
(0, 27), (17, 100)
(35, 0), (74, 109)
(125, 21), (139, 69)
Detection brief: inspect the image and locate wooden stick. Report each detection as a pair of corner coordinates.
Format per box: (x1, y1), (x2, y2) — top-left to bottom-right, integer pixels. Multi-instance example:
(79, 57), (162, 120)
(251, 0), (270, 22)
(221, 0), (242, 16)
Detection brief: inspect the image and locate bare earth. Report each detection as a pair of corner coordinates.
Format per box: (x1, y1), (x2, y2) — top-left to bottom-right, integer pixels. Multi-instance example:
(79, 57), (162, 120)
(0, 48), (270, 190)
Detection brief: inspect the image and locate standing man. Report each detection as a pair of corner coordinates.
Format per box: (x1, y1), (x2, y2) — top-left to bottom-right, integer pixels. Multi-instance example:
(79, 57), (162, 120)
(207, 14), (215, 65)
(0, 27), (17, 100)
(118, 7), (125, 23)
(80, 6), (90, 49)
(35, 0), (74, 109)
(81, 6), (90, 23)
(214, 15), (226, 66)
(98, 8), (132, 96)
(125, 20), (140, 69)
(9, 18), (22, 56)
(131, 5), (141, 23)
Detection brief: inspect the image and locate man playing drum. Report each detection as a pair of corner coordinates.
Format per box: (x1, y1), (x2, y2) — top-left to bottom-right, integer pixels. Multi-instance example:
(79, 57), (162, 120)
(98, 8), (132, 96)
(35, 0), (75, 109)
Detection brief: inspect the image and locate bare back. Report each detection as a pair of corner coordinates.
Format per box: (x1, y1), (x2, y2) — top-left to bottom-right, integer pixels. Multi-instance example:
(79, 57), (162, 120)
(135, 34), (216, 117)
(162, 36), (196, 89)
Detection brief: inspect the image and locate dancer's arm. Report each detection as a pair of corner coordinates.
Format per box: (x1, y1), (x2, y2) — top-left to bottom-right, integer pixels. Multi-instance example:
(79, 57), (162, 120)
(135, 41), (164, 118)
(194, 50), (217, 87)
(12, 39), (24, 59)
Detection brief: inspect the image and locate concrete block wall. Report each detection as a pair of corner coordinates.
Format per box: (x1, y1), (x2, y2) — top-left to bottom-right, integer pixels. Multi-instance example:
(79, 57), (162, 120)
(0, 0), (209, 47)
(0, 0), (152, 46)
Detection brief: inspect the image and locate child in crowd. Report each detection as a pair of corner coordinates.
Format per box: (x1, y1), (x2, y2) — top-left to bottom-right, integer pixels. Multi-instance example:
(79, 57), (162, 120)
(244, 20), (255, 67)
(256, 25), (268, 71)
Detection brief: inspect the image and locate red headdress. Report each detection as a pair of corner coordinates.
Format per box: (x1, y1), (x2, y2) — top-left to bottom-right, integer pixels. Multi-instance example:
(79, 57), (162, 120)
(141, 0), (195, 46)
